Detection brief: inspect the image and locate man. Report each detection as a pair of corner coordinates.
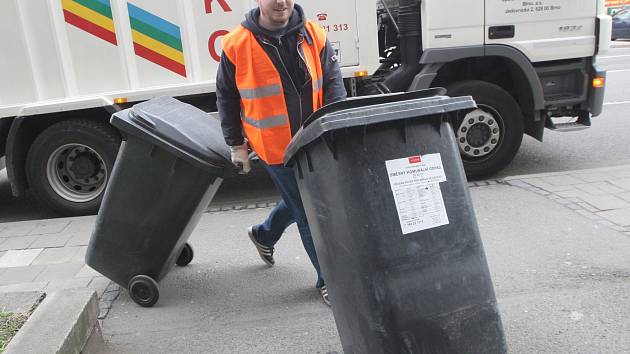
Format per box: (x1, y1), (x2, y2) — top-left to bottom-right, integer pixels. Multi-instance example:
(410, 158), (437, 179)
(216, 0), (346, 306)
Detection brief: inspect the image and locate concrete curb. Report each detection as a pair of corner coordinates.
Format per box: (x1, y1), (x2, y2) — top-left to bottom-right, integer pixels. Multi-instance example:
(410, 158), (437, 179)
(5, 289), (102, 354)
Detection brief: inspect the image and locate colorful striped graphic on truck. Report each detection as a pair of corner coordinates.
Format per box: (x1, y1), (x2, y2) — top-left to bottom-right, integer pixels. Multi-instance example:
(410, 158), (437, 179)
(62, 0), (117, 45)
(127, 3), (187, 77)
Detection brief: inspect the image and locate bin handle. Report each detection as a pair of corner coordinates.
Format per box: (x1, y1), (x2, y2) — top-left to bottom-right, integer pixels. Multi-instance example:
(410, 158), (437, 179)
(129, 110), (156, 129)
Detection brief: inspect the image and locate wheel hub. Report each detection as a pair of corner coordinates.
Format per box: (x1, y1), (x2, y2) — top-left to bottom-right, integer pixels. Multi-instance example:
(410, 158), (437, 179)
(134, 284), (151, 301)
(68, 149), (100, 180)
(47, 144), (108, 203)
(457, 109), (501, 158)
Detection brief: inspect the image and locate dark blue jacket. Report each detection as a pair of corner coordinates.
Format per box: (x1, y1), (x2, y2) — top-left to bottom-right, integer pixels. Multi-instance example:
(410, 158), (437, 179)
(217, 4), (347, 147)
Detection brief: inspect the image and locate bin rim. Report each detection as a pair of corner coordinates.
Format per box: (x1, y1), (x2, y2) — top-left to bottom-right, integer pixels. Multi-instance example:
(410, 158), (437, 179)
(284, 93), (477, 166)
(111, 108), (235, 177)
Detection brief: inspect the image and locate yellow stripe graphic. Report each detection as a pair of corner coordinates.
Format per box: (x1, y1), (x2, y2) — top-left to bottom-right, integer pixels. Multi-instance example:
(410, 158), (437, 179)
(62, 0), (115, 33)
(131, 29), (185, 65)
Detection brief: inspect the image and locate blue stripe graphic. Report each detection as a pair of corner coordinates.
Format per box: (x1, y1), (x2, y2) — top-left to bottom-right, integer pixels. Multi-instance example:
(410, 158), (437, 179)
(92, 0), (111, 6)
(127, 2), (181, 40)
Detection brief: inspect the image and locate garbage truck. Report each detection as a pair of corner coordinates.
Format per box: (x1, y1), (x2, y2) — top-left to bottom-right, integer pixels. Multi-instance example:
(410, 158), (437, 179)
(0, 0), (611, 215)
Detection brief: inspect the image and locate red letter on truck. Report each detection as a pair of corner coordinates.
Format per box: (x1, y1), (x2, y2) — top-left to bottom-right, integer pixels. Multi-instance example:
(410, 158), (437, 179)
(208, 30), (229, 62)
(205, 0), (232, 13)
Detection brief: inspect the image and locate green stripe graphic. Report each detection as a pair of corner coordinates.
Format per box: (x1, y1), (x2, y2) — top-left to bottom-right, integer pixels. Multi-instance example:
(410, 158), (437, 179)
(130, 17), (183, 52)
(74, 0), (113, 19)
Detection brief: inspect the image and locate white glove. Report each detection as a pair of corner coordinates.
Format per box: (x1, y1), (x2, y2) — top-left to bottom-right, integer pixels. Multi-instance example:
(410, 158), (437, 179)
(230, 141), (251, 174)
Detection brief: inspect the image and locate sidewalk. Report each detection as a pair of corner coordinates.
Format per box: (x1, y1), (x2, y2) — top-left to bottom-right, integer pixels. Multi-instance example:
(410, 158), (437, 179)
(0, 165), (629, 353)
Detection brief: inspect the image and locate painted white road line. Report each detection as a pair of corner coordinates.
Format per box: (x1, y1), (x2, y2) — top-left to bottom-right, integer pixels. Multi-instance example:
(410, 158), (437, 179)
(604, 100), (630, 106)
(607, 69), (630, 73)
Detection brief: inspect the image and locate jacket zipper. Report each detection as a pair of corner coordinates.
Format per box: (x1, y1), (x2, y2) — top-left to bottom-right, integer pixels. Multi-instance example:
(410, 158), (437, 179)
(261, 37), (306, 129)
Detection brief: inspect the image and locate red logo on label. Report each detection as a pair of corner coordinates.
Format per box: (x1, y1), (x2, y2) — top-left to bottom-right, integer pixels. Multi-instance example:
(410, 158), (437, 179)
(317, 13), (328, 21)
(408, 156), (422, 164)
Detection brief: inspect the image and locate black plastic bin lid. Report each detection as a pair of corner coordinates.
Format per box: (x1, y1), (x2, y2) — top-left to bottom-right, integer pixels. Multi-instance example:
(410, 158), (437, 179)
(110, 97), (233, 175)
(284, 89), (477, 166)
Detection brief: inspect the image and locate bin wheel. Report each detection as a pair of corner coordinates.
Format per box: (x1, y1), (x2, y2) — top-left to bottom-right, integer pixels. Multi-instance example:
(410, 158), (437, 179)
(176, 243), (194, 266)
(128, 275), (159, 307)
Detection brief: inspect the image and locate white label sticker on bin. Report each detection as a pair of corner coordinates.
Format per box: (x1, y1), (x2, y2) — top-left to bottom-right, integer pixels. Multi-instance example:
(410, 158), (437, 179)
(385, 154), (449, 235)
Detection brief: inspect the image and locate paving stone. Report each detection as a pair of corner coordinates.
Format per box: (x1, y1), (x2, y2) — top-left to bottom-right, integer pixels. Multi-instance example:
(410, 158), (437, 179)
(610, 178), (630, 191)
(0, 249), (44, 268)
(33, 263), (83, 282)
(597, 220), (615, 227)
(504, 180), (531, 189)
(32, 247), (82, 265)
(101, 291), (119, 302)
(76, 265), (101, 278)
(540, 175), (586, 186)
(0, 291), (44, 313)
(611, 169), (630, 179)
(104, 283), (120, 293)
(579, 194), (630, 211)
(556, 189), (581, 198)
(0, 236), (38, 251)
(590, 182), (626, 194)
(573, 172), (612, 183)
(575, 183), (608, 195)
(597, 209), (630, 226)
(0, 282), (47, 293)
(62, 219), (96, 234)
(519, 178), (575, 192)
(70, 246), (88, 263)
(45, 277), (92, 292)
(99, 299), (113, 311)
(30, 221), (71, 235)
(0, 266), (46, 285)
(577, 202), (599, 213)
(576, 208), (600, 219)
(98, 307), (111, 320)
(0, 223), (36, 238)
(556, 198), (572, 205)
(566, 203), (582, 210)
(88, 277), (111, 298)
(30, 234), (72, 249)
(66, 233), (92, 247)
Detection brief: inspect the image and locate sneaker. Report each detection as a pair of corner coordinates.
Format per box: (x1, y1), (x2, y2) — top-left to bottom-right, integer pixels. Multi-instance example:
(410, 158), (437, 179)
(319, 284), (331, 306)
(248, 226), (275, 267)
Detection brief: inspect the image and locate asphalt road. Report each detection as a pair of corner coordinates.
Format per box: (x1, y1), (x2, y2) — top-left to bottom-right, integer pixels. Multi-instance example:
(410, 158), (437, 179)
(1, 42), (630, 223)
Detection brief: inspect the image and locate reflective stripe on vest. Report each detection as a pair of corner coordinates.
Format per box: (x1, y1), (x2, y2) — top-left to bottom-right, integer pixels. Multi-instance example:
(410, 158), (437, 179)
(221, 21), (327, 165)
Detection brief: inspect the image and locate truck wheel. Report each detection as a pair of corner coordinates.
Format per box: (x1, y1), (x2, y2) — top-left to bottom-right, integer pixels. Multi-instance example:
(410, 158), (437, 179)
(446, 80), (524, 178)
(26, 119), (121, 216)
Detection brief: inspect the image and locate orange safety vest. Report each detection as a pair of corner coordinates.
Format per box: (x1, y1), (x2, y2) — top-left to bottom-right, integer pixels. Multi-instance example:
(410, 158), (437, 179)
(221, 21), (326, 165)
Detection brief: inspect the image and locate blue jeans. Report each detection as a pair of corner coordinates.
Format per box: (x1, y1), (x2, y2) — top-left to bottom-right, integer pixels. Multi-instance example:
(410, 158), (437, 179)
(254, 161), (324, 288)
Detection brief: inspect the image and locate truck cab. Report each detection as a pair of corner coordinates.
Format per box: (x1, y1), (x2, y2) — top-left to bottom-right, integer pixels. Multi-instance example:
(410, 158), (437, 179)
(371, 0), (611, 177)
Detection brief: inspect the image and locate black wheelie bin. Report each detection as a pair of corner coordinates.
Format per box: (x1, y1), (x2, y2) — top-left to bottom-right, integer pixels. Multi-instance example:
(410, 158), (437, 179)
(284, 89), (507, 353)
(86, 97), (234, 307)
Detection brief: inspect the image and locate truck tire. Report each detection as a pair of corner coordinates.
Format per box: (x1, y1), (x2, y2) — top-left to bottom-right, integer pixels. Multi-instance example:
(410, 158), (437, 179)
(26, 119), (121, 216)
(446, 80), (524, 178)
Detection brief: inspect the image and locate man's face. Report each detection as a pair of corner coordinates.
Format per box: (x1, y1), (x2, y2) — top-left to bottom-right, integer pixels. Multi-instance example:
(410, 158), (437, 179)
(257, 0), (295, 28)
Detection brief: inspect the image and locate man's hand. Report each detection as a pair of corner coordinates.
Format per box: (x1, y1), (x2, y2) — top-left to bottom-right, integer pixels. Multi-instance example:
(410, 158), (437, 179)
(230, 141), (251, 174)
